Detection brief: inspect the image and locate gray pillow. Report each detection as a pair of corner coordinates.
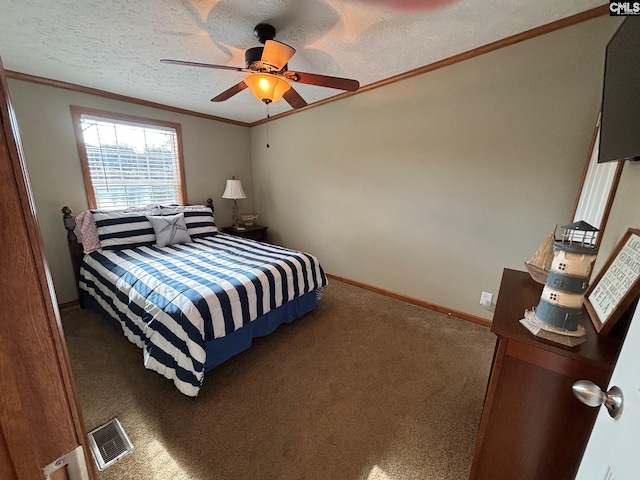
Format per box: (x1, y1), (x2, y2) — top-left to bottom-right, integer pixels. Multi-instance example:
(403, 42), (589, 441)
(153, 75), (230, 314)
(147, 213), (192, 248)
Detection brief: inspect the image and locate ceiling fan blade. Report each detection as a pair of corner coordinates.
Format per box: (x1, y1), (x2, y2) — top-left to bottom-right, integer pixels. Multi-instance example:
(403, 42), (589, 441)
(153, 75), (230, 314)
(261, 40), (296, 70)
(282, 87), (308, 109)
(287, 71), (360, 92)
(211, 81), (248, 102)
(160, 58), (248, 73)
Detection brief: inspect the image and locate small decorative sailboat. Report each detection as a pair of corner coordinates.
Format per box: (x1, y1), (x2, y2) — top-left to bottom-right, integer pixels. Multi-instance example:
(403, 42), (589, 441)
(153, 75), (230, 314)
(524, 226), (556, 284)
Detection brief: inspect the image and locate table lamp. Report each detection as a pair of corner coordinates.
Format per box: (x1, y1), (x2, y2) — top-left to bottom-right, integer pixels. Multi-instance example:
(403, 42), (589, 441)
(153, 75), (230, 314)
(222, 176), (246, 227)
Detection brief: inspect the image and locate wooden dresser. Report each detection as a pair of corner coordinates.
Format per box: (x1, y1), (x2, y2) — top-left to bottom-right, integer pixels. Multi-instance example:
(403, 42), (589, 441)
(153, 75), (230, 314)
(470, 268), (628, 480)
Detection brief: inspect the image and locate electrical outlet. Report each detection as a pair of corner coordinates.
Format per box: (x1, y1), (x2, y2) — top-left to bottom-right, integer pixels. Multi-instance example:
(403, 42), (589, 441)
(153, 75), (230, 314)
(480, 291), (493, 308)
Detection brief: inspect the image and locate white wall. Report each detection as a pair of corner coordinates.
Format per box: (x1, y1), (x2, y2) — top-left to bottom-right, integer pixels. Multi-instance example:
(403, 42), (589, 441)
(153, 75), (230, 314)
(250, 16), (622, 320)
(9, 16), (632, 321)
(8, 79), (251, 303)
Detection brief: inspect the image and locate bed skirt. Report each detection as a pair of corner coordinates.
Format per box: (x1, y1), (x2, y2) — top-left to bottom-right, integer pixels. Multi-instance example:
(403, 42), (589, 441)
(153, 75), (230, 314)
(81, 289), (318, 373)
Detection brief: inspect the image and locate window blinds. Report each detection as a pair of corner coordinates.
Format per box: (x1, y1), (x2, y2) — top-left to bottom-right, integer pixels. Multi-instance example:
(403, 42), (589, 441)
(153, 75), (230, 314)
(80, 115), (182, 209)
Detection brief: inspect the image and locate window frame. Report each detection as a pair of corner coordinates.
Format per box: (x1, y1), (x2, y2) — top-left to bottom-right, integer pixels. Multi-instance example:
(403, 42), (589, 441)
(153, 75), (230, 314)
(70, 106), (188, 209)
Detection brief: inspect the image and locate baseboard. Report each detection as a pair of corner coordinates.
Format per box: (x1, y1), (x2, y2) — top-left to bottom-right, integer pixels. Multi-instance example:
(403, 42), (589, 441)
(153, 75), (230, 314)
(57, 277), (491, 327)
(58, 299), (80, 309)
(325, 273), (492, 328)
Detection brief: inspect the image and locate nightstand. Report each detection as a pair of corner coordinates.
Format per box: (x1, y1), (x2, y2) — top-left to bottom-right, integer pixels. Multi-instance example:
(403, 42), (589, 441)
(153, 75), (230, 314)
(222, 224), (268, 242)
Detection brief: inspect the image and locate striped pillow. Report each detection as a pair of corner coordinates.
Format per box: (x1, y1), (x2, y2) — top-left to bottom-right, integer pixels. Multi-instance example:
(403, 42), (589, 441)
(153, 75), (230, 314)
(159, 205), (218, 239)
(92, 210), (158, 250)
(80, 204), (161, 252)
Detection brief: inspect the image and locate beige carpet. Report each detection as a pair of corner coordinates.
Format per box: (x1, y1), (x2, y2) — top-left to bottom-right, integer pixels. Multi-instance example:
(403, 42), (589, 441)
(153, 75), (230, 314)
(62, 279), (495, 480)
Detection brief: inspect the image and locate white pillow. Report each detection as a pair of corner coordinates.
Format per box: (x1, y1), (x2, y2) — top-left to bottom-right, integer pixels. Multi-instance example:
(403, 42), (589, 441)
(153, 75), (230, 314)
(146, 213), (192, 248)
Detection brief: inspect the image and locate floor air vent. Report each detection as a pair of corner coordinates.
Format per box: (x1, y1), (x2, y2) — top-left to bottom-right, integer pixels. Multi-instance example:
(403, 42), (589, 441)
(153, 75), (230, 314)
(87, 418), (134, 471)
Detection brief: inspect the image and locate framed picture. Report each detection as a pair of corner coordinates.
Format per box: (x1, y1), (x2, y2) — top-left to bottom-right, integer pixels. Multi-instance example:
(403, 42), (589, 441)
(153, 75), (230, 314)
(584, 228), (640, 334)
(571, 114), (623, 244)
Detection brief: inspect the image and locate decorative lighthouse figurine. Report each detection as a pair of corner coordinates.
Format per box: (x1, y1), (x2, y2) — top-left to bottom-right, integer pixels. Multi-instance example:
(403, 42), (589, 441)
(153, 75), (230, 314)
(521, 221), (599, 346)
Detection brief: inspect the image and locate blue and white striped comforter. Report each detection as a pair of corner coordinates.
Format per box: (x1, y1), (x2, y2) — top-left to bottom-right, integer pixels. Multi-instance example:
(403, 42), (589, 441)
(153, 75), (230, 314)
(79, 233), (327, 397)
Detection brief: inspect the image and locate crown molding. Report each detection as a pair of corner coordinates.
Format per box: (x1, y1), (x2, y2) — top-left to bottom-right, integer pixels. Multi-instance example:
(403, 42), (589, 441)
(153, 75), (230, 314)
(250, 4), (610, 126)
(6, 4), (608, 128)
(5, 70), (250, 127)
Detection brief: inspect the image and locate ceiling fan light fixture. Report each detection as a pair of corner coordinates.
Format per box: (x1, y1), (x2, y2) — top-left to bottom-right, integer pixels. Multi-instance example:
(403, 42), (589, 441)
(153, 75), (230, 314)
(245, 73), (290, 104)
(162, 23), (358, 112)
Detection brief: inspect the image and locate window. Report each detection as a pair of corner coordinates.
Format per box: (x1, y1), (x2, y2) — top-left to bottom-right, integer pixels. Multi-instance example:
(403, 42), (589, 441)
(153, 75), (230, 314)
(71, 107), (187, 209)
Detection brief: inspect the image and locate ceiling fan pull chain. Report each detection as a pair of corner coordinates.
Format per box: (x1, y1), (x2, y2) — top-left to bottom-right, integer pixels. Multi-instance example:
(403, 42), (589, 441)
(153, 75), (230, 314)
(266, 103), (270, 148)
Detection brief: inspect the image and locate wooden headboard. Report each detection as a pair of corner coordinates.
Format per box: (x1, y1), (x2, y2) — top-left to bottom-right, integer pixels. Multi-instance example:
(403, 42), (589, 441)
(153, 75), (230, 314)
(61, 198), (215, 303)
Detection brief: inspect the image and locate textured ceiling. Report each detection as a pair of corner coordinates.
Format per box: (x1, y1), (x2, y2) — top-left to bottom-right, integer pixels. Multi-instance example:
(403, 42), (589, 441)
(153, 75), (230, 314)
(0, 0), (605, 124)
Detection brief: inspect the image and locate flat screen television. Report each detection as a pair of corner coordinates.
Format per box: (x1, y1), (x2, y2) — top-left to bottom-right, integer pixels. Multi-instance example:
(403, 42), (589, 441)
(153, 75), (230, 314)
(598, 17), (640, 163)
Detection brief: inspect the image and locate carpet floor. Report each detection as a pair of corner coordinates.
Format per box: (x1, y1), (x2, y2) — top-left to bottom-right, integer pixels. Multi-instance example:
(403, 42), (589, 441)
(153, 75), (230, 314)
(61, 279), (495, 480)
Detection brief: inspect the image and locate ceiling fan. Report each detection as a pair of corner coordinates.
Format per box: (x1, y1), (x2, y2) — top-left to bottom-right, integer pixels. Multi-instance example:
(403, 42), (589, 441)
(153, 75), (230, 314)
(160, 23), (360, 110)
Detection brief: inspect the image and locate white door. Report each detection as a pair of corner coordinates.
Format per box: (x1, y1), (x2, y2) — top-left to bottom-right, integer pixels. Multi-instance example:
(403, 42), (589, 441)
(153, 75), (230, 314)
(576, 302), (640, 480)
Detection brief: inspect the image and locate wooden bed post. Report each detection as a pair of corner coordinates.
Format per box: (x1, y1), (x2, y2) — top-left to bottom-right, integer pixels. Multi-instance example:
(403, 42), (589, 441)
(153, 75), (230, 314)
(62, 206), (85, 306)
(206, 198), (214, 213)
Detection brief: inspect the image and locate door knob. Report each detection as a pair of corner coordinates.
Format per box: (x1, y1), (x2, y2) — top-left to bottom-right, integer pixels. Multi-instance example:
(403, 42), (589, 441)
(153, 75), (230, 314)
(572, 380), (623, 419)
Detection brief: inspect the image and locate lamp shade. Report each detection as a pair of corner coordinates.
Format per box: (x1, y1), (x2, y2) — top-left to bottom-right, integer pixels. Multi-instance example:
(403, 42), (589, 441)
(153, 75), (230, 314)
(222, 179), (246, 200)
(244, 73), (290, 103)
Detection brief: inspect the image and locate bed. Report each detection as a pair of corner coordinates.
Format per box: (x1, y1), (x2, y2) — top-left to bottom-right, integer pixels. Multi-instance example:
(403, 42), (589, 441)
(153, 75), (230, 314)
(62, 199), (327, 397)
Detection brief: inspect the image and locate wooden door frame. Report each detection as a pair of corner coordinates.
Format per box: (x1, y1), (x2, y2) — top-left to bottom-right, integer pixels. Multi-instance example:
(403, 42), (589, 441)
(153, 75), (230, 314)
(0, 58), (96, 479)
